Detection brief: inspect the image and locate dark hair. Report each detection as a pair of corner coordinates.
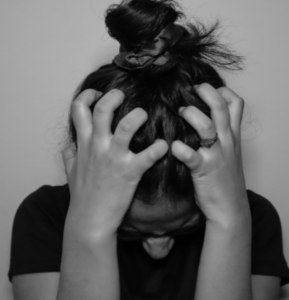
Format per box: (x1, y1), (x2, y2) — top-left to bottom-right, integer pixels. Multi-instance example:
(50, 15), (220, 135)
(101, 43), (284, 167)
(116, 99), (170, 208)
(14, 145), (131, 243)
(68, 0), (243, 207)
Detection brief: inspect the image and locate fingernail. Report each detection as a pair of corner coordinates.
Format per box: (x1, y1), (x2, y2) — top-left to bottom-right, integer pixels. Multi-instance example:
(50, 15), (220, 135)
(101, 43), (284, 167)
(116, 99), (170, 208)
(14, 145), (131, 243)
(178, 106), (185, 114)
(194, 84), (199, 89)
(110, 89), (126, 97)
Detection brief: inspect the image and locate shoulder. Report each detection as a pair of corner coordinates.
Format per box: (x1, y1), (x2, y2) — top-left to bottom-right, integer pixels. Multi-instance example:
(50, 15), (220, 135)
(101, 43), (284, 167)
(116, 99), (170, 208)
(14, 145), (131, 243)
(12, 183), (70, 238)
(247, 189), (279, 217)
(246, 190), (289, 286)
(246, 189), (283, 244)
(9, 184), (70, 281)
(247, 190), (283, 238)
(15, 184), (70, 222)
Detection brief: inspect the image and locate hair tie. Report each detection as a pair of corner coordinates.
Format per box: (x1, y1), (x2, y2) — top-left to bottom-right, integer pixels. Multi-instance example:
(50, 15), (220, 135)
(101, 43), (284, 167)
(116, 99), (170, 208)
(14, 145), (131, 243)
(113, 24), (184, 71)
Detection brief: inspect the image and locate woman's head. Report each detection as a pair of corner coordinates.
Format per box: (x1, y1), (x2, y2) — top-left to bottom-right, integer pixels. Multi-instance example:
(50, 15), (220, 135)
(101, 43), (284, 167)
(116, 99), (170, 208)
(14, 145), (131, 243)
(68, 0), (242, 258)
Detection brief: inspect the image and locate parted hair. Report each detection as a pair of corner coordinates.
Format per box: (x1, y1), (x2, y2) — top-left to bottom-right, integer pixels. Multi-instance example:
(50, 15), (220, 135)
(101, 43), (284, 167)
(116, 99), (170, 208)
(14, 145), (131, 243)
(68, 0), (243, 206)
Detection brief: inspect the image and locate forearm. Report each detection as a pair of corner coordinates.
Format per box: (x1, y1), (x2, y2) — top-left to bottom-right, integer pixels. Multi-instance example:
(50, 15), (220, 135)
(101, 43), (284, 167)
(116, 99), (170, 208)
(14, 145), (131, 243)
(56, 219), (120, 300)
(194, 205), (252, 300)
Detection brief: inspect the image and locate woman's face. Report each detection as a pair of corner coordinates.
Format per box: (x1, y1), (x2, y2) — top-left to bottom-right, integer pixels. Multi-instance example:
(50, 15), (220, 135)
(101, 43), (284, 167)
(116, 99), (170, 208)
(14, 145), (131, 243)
(118, 199), (202, 259)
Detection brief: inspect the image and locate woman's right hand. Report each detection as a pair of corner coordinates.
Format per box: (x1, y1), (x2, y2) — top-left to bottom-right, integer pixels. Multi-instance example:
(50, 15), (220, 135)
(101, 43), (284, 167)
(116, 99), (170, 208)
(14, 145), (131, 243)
(62, 89), (168, 239)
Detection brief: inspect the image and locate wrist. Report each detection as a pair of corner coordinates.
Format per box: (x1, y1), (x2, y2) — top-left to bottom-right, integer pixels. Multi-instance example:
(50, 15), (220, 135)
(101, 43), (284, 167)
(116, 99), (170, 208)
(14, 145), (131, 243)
(60, 218), (120, 300)
(64, 214), (118, 250)
(203, 193), (251, 225)
(206, 212), (252, 238)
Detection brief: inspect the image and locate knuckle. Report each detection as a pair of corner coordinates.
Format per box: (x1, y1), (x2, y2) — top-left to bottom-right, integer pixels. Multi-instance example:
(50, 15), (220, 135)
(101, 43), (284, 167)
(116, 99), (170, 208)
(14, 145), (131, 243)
(93, 89), (125, 115)
(213, 98), (228, 111)
(201, 120), (215, 133)
(182, 149), (193, 162)
(70, 101), (82, 118)
(71, 89), (99, 112)
(146, 150), (157, 164)
(118, 119), (132, 134)
(94, 99), (108, 115)
(71, 99), (81, 110)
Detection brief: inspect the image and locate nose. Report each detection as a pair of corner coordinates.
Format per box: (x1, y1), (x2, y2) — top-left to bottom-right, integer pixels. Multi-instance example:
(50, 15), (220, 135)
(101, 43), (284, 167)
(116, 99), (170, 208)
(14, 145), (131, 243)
(142, 237), (175, 259)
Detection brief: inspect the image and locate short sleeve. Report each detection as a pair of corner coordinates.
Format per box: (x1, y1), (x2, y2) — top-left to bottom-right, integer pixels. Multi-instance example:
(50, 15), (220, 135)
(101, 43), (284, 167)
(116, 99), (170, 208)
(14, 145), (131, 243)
(8, 185), (69, 282)
(248, 190), (289, 286)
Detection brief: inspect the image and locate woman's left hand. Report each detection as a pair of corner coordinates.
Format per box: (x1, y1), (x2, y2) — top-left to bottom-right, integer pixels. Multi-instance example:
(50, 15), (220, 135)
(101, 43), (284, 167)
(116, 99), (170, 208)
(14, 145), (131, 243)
(171, 83), (249, 225)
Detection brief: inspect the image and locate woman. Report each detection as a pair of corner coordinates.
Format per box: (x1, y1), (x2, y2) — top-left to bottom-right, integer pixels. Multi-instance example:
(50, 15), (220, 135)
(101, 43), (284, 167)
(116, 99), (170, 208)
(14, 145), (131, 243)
(9, 0), (289, 299)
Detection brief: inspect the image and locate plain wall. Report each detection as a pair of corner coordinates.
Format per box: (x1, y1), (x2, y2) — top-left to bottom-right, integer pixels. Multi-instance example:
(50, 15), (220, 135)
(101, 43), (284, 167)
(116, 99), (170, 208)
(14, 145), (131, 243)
(1, 0), (288, 299)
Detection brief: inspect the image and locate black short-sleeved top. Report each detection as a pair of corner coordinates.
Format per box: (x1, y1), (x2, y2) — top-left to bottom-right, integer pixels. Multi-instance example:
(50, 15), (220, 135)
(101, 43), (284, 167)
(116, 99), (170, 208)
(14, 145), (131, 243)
(8, 185), (289, 300)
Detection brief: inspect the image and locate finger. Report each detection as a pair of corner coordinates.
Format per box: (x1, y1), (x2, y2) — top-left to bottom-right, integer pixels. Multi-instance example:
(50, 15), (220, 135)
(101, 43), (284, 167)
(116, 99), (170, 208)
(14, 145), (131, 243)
(171, 140), (202, 171)
(195, 83), (231, 136)
(62, 145), (76, 177)
(134, 139), (169, 174)
(111, 107), (148, 155)
(92, 89), (125, 139)
(179, 106), (217, 140)
(71, 89), (102, 142)
(217, 87), (244, 138)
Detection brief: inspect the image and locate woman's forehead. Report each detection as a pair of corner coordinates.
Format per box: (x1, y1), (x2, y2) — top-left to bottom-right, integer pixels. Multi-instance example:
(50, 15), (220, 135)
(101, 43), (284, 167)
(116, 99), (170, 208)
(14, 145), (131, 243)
(123, 199), (197, 226)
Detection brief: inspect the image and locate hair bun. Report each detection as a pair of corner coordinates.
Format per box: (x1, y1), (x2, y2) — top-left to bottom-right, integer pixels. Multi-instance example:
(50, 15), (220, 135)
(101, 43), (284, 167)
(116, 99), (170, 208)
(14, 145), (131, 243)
(105, 0), (243, 73)
(105, 0), (182, 51)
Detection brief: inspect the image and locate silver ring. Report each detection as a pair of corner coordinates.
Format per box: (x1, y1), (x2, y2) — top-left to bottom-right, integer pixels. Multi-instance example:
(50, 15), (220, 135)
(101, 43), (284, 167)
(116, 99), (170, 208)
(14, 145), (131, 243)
(200, 133), (218, 149)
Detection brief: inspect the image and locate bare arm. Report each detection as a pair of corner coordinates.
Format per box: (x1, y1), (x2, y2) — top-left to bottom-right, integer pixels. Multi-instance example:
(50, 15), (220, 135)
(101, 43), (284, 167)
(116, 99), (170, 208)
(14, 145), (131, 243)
(56, 224), (119, 300)
(194, 218), (282, 300)
(12, 230), (119, 300)
(172, 84), (281, 300)
(12, 86), (282, 300)
(12, 272), (281, 300)
(194, 212), (252, 300)
(12, 88), (168, 300)
(55, 88), (168, 300)
(13, 273), (60, 300)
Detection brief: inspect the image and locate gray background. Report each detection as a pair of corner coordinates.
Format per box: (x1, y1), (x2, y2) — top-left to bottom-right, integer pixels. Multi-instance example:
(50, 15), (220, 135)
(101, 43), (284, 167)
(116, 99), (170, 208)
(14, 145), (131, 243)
(1, 0), (288, 299)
